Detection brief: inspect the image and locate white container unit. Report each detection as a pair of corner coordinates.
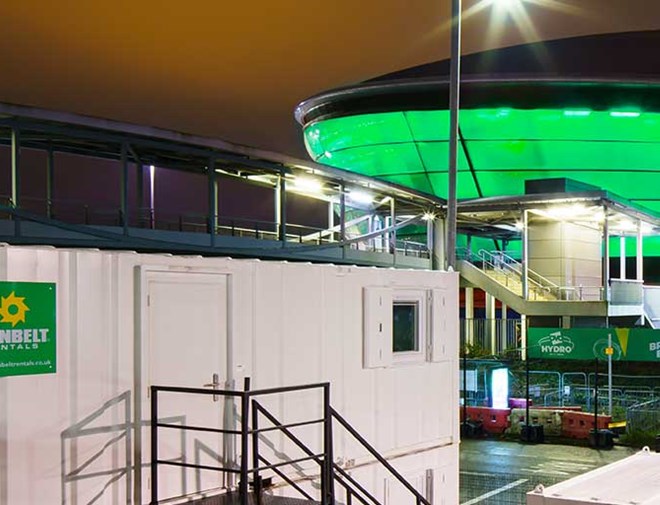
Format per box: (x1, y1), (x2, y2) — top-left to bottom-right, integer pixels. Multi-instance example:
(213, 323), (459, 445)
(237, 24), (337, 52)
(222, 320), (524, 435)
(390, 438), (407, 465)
(0, 245), (459, 505)
(527, 447), (660, 505)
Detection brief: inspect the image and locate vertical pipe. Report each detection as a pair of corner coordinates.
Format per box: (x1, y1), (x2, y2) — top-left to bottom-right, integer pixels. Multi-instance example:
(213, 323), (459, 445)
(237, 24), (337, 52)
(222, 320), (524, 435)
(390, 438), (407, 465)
(207, 159), (217, 246)
(120, 143), (129, 234)
(46, 146), (54, 219)
(150, 386), (158, 505)
(522, 210), (529, 300)
(446, 0), (462, 270)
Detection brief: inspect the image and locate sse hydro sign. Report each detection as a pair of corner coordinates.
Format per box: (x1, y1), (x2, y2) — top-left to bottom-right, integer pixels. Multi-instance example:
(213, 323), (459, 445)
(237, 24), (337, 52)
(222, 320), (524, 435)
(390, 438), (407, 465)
(0, 282), (56, 377)
(528, 328), (660, 362)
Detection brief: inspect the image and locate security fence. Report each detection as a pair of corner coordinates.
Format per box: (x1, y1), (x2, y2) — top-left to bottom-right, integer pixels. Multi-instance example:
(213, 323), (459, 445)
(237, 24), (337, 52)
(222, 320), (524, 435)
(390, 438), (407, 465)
(461, 318), (522, 356)
(627, 397), (660, 434)
(460, 360), (660, 420)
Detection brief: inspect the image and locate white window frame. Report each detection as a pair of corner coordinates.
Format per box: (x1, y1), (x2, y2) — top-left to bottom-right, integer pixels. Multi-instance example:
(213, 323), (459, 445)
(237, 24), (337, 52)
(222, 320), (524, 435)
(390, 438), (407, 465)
(392, 289), (428, 365)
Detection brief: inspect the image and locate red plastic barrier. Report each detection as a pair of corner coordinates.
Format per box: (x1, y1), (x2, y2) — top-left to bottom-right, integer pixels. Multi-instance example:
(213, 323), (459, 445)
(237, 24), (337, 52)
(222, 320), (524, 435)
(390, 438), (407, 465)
(461, 406), (511, 434)
(509, 398), (531, 409)
(535, 406), (582, 411)
(561, 411), (611, 439)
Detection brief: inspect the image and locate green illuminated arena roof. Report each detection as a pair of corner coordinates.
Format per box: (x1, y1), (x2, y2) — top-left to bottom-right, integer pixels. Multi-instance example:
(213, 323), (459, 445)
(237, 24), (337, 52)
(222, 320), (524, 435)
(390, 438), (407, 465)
(296, 80), (660, 215)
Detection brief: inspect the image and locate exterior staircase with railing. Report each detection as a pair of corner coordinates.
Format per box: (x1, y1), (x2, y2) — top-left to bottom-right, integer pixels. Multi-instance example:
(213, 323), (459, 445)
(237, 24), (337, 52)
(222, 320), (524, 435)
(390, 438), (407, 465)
(457, 249), (607, 317)
(150, 380), (432, 505)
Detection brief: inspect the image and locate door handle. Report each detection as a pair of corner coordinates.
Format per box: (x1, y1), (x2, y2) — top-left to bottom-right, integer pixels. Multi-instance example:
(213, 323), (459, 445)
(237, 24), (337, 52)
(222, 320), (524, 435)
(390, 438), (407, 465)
(203, 373), (220, 402)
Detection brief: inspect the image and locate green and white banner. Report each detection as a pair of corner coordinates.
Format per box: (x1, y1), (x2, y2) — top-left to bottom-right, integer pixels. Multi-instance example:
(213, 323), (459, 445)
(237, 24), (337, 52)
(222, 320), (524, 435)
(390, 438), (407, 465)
(528, 327), (660, 362)
(0, 282), (56, 377)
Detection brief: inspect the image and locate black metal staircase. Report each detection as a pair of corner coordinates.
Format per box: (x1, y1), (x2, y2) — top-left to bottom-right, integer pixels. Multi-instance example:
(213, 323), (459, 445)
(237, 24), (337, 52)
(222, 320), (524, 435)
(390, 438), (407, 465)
(150, 380), (431, 505)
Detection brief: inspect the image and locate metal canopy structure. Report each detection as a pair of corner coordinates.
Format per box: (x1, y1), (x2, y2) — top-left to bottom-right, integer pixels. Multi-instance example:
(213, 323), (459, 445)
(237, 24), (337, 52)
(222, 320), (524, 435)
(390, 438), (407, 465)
(295, 31), (660, 255)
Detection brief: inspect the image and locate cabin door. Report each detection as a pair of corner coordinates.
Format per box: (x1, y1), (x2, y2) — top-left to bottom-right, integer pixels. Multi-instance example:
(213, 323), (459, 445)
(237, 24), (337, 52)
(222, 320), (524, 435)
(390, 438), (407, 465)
(139, 269), (231, 503)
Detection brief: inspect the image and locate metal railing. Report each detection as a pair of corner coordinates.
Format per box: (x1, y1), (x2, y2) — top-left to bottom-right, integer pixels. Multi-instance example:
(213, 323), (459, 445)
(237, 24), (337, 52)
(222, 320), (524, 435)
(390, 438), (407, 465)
(0, 194), (430, 259)
(150, 379), (430, 505)
(460, 249), (604, 301)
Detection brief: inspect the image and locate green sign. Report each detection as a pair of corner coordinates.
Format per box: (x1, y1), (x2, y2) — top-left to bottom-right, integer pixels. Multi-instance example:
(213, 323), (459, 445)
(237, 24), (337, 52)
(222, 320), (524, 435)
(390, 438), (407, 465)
(0, 282), (56, 377)
(528, 327), (660, 362)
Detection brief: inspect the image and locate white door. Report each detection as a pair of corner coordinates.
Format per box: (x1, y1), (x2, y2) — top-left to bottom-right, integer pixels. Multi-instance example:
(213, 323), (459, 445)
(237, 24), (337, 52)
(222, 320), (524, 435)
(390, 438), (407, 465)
(140, 270), (230, 503)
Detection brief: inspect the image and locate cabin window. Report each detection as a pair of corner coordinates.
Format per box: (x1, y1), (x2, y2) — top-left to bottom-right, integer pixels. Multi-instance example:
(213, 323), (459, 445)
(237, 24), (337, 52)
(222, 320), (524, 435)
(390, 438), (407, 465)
(392, 290), (427, 364)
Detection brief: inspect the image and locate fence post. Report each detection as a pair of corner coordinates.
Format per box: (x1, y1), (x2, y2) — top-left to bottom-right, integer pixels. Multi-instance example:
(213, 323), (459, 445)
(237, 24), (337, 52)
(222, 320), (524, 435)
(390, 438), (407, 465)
(251, 398), (261, 505)
(240, 378), (251, 505)
(322, 383), (334, 505)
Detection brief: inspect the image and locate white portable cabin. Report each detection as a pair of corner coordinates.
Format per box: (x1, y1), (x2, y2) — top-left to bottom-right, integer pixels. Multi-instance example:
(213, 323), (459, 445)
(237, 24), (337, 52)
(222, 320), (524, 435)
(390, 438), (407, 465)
(527, 447), (660, 505)
(0, 244), (459, 504)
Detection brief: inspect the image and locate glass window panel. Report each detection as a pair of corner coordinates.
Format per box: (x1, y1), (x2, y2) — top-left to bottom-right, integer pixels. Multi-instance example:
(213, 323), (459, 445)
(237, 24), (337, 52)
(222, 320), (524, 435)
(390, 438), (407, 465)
(393, 302), (419, 352)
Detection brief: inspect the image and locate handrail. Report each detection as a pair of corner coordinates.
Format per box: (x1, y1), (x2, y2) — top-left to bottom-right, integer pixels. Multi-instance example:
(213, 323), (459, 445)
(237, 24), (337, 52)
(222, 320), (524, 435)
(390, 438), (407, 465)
(331, 408), (431, 505)
(151, 381), (430, 505)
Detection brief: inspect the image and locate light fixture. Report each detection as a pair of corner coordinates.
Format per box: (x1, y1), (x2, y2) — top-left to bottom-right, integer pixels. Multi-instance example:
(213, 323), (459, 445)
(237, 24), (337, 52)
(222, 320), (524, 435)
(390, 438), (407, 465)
(563, 109), (592, 117)
(610, 111), (641, 118)
(422, 212), (436, 221)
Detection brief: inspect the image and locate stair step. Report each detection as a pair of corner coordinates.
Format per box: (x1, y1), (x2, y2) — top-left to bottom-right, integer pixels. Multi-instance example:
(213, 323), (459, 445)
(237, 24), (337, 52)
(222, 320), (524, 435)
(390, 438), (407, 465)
(189, 492), (318, 505)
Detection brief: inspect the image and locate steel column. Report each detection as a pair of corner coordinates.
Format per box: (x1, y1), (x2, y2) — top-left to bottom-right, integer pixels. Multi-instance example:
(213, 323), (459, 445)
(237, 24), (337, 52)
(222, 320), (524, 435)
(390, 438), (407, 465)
(522, 210), (529, 300)
(46, 146), (54, 219)
(619, 235), (626, 280)
(207, 159), (217, 245)
(11, 125), (20, 208)
(636, 219), (643, 281)
(136, 162), (144, 223)
(277, 172), (287, 243)
(603, 208), (610, 301)
(120, 142), (129, 234)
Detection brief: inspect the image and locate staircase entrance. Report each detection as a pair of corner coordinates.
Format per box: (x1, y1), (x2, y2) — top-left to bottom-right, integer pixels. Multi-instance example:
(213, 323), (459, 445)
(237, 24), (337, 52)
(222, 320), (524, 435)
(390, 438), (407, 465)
(150, 381), (431, 505)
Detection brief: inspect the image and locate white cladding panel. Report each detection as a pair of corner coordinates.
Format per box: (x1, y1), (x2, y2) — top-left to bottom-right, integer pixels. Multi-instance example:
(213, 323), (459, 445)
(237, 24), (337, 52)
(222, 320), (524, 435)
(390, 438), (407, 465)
(0, 246), (459, 505)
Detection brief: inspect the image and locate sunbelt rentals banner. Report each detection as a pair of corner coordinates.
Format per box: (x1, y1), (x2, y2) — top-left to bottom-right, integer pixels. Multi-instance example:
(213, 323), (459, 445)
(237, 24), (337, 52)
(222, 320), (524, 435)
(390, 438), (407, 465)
(0, 282), (56, 377)
(528, 327), (660, 362)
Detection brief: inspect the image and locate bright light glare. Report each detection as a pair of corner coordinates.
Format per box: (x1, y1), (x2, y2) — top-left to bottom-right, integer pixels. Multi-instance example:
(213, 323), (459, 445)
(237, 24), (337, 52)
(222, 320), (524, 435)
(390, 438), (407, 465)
(494, 0), (522, 9)
(292, 177), (323, 193)
(422, 212), (436, 221)
(348, 190), (374, 205)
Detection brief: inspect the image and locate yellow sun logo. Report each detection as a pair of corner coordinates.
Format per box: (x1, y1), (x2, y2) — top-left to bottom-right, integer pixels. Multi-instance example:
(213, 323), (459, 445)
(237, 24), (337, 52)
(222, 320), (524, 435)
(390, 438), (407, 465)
(0, 291), (30, 327)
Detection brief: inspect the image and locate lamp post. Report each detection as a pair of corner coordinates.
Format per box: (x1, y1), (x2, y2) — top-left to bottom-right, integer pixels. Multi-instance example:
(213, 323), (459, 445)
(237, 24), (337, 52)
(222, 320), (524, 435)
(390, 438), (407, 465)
(446, 0), (462, 270)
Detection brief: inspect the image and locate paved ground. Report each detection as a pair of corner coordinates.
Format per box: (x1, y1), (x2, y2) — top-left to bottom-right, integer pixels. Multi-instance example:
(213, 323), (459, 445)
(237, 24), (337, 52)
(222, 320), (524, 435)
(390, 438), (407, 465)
(459, 439), (637, 504)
